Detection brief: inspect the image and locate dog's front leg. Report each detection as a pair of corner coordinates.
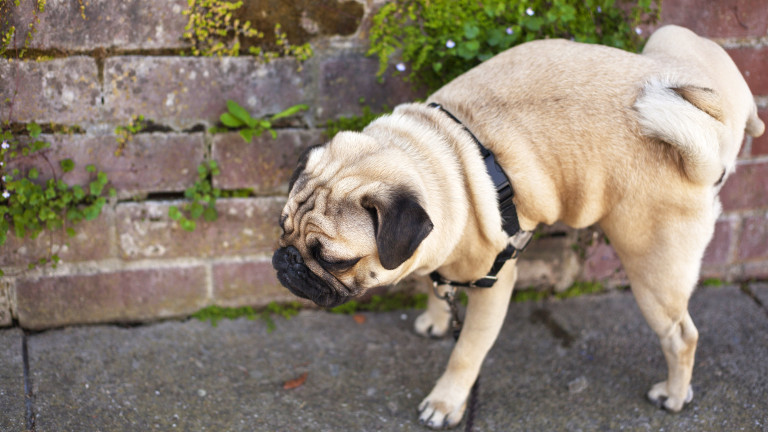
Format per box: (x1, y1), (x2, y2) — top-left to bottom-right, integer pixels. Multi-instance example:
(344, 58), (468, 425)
(418, 261), (517, 429)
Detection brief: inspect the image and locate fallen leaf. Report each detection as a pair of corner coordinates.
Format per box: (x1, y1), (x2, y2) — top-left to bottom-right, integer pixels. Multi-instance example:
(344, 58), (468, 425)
(283, 372), (308, 390)
(353, 314), (366, 324)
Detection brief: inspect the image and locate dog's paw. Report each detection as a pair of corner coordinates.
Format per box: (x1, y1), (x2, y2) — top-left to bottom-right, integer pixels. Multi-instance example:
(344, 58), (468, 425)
(414, 310), (451, 338)
(418, 388), (467, 429)
(647, 381), (694, 412)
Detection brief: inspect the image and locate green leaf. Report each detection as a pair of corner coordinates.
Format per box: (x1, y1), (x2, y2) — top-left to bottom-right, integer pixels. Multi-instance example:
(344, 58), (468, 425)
(270, 104), (308, 121)
(463, 23), (480, 39)
(27, 122), (42, 138)
(60, 158), (75, 173)
(226, 100), (257, 129)
(86, 164), (96, 173)
(220, 112), (243, 128)
(189, 201), (204, 219)
(28, 168), (39, 179)
(180, 218), (196, 232)
(168, 206), (182, 220)
(66, 227), (76, 237)
(203, 205), (218, 222)
(72, 185), (85, 201)
(239, 128), (254, 142)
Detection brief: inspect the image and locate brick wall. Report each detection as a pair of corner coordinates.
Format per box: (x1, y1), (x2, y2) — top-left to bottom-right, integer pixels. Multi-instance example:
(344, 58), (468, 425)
(1, 0), (766, 329)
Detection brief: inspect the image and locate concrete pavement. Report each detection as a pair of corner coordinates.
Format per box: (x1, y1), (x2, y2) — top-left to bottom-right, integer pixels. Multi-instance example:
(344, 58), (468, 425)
(1, 284), (767, 431)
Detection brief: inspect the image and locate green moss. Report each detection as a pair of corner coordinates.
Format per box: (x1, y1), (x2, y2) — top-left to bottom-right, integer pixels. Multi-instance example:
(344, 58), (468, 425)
(701, 278), (724, 287)
(191, 301), (302, 332)
(324, 105), (389, 139)
(330, 292), (428, 314)
(554, 281), (605, 299)
(512, 289), (549, 303)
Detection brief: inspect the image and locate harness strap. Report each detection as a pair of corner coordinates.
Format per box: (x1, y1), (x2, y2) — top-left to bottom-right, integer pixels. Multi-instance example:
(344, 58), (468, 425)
(427, 102), (531, 288)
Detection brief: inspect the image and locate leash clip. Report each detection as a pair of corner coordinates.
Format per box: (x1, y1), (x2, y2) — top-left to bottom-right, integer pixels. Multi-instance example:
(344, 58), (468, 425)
(432, 280), (463, 340)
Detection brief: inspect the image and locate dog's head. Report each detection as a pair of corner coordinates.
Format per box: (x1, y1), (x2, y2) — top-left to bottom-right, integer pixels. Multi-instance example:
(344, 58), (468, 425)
(272, 132), (434, 308)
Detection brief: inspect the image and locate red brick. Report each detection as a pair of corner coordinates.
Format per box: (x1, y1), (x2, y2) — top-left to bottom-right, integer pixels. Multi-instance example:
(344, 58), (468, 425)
(212, 259), (304, 308)
(8, 133), (205, 198)
(653, 0), (768, 38)
(0, 57), (101, 125)
(0, 205), (116, 267)
(1, 0), (190, 51)
(727, 47), (768, 96)
(212, 129), (325, 193)
(702, 220), (733, 267)
(743, 261), (768, 280)
(752, 108), (768, 156)
(720, 161), (768, 211)
(738, 213), (768, 260)
(103, 56), (308, 130)
(581, 239), (628, 286)
(116, 197), (285, 260)
(14, 266), (208, 329)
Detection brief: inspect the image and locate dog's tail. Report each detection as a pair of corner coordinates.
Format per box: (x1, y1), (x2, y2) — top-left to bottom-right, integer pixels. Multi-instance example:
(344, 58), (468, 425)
(633, 77), (728, 185)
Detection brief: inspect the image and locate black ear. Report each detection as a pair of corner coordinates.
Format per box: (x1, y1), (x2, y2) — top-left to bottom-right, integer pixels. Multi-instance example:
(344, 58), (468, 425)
(288, 144), (324, 193)
(363, 191), (433, 270)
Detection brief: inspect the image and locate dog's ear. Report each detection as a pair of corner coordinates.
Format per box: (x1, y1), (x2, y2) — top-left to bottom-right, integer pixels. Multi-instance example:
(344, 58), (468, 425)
(288, 144), (324, 193)
(362, 191), (433, 270)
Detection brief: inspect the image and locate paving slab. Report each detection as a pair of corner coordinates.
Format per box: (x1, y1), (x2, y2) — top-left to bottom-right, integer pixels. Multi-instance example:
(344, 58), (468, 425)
(0, 328), (26, 432)
(20, 285), (768, 431)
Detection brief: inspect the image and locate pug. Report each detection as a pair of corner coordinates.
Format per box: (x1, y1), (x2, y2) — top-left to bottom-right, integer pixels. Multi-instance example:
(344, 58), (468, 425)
(272, 25), (765, 428)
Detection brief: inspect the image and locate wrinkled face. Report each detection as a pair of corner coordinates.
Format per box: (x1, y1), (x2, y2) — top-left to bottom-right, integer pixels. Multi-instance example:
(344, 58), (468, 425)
(272, 133), (433, 308)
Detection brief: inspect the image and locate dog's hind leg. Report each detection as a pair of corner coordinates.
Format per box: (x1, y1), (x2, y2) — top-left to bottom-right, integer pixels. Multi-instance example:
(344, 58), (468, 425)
(602, 211), (715, 412)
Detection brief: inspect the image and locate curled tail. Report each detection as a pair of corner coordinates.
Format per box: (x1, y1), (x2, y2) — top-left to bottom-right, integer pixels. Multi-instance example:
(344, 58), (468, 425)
(633, 77), (727, 185)
(746, 106), (765, 138)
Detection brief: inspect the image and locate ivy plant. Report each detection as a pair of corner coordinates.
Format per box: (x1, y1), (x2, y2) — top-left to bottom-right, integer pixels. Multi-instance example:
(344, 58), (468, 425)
(368, 0), (658, 92)
(168, 101), (308, 231)
(1, 123), (114, 275)
(114, 114), (146, 157)
(168, 160), (221, 232)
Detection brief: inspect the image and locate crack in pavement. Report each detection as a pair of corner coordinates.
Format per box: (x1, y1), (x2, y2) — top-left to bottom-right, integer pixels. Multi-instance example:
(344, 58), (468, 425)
(739, 283), (768, 318)
(22, 332), (36, 432)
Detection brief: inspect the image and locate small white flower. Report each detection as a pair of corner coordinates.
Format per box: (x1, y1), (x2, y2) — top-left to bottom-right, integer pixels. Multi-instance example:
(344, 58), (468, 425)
(506, 27), (514, 35)
(2, 191), (10, 199)
(1, 140), (8, 149)
(596, 6), (602, 13)
(396, 63), (406, 72)
(446, 39), (455, 49)
(635, 27), (643, 35)
(526, 7), (535, 16)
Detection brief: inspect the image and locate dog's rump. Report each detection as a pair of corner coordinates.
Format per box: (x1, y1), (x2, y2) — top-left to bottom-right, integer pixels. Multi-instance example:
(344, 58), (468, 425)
(636, 25), (765, 186)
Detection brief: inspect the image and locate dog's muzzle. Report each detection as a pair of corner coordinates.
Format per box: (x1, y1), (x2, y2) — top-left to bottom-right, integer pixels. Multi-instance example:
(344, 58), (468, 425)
(272, 246), (348, 308)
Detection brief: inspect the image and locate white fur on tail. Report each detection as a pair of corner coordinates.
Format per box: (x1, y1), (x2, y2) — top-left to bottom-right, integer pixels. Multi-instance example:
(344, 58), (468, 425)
(634, 77), (726, 185)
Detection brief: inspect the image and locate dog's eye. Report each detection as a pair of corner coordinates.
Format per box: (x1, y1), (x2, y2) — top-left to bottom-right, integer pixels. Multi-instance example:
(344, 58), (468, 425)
(318, 256), (362, 273)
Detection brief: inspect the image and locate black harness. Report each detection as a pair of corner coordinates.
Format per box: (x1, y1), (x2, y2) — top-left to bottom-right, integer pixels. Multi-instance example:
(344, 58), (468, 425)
(427, 102), (532, 288)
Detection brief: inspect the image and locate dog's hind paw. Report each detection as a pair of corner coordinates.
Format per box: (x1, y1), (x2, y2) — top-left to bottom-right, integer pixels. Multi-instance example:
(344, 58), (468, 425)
(647, 381), (693, 412)
(415, 310), (451, 338)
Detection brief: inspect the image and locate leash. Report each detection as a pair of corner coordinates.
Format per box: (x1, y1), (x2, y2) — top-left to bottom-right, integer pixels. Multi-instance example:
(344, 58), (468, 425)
(432, 281), (480, 432)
